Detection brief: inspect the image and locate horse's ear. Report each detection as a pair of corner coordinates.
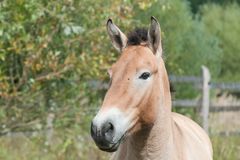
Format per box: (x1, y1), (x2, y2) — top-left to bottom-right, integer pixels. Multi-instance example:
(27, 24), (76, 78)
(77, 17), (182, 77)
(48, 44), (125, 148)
(106, 19), (128, 53)
(148, 16), (162, 58)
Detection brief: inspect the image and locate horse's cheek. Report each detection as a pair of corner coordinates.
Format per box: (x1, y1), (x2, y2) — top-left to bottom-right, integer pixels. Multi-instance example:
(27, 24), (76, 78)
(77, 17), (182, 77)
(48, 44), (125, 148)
(141, 104), (157, 125)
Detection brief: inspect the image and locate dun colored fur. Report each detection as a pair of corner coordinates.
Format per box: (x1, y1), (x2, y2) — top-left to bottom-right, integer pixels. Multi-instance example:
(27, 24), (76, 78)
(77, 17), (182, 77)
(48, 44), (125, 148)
(91, 17), (213, 160)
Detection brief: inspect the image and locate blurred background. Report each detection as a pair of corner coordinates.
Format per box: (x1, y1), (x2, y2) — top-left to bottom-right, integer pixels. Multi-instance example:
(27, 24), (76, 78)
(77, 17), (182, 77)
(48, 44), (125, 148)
(0, 0), (240, 159)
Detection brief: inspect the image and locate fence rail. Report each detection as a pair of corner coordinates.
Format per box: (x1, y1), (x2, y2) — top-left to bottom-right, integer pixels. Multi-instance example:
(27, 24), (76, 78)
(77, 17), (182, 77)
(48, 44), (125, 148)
(172, 99), (199, 107)
(169, 75), (202, 83)
(210, 105), (240, 112)
(211, 82), (240, 91)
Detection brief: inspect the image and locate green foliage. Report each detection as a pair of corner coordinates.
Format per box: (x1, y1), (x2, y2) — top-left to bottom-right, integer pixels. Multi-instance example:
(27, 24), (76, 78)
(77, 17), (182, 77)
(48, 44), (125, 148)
(201, 3), (240, 81)
(187, 0), (240, 13)
(0, 0), (132, 126)
(0, 0), (135, 158)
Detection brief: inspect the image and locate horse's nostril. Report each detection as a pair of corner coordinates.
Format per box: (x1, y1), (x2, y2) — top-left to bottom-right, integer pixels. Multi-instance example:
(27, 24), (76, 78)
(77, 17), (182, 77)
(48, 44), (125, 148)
(106, 122), (114, 132)
(102, 122), (114, 139)
(91, 120), (115, 144)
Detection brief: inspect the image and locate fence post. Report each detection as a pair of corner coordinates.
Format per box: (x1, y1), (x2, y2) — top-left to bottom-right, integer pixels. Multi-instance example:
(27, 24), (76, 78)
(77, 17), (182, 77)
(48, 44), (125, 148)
(201, 66), (210, 134)
(46, 113), (54, 145)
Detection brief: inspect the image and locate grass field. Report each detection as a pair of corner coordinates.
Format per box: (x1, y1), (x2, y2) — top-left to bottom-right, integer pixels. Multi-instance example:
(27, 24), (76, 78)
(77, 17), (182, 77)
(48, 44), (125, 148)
(0, 132), (239, 160)
(211, 135), (240, 160)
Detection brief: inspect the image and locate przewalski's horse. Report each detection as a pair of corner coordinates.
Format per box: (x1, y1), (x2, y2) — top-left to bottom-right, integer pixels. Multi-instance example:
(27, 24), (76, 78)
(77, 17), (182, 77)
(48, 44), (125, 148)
(91, 17), (213, 160)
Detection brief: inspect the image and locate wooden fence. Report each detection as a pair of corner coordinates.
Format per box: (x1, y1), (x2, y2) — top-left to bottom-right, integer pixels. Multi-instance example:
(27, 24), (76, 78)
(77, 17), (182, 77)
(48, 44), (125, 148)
(170, 65), (240, 134)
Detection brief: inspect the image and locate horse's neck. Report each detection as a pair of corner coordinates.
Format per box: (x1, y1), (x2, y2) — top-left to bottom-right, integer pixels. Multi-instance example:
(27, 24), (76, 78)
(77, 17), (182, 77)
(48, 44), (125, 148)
(125, 64), (174, 160)
(126, 113), (173, 160)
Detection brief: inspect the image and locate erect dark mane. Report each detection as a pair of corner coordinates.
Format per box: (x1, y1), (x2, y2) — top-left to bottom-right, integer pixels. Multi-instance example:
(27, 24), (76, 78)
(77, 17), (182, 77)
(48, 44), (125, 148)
(127, 28), (148, 46)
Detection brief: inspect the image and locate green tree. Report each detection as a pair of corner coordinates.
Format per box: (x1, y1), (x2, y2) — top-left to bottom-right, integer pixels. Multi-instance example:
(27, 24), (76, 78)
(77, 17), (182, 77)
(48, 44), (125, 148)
(187, 0), (240, 13)
(201, 3), (240, 81)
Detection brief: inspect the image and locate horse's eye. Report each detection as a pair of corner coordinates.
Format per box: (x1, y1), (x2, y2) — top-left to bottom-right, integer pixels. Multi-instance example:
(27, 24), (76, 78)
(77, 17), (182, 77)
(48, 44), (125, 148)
(139, 72), (151, 80)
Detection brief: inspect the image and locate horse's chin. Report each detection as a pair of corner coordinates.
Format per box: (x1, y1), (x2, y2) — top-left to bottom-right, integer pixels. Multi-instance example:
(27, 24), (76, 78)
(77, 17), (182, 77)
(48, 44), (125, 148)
(98, 140), (121, 152)
(98, 133), (126, 152)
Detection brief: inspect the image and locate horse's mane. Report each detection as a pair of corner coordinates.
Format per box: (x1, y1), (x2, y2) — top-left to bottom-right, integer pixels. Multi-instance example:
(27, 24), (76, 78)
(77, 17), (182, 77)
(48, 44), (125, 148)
(127, 28), (148, 46)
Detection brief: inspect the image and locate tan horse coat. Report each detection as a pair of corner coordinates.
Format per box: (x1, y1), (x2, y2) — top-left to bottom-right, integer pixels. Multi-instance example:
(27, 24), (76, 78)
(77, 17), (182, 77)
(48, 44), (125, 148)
(91, 17), (213, 160)
(109, 47), (212, 160)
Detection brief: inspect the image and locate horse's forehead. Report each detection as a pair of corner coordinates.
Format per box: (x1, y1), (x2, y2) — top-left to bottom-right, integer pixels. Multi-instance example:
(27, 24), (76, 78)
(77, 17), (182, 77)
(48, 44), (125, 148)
(113, 46), (155, 70)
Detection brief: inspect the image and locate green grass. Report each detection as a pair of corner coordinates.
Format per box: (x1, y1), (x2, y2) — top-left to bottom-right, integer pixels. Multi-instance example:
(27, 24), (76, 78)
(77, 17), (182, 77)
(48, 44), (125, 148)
(0, 132), (109, 160)
(211, 135), (240, 160)
(0, 133), (239, 160)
